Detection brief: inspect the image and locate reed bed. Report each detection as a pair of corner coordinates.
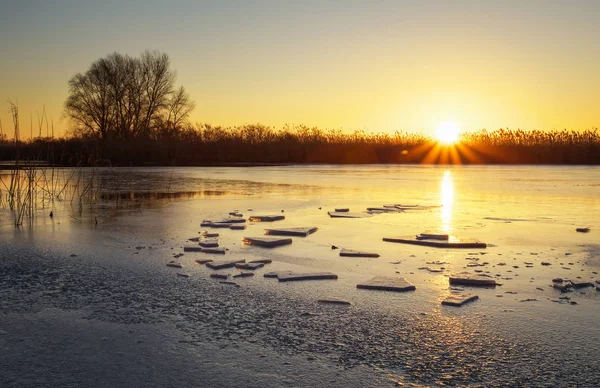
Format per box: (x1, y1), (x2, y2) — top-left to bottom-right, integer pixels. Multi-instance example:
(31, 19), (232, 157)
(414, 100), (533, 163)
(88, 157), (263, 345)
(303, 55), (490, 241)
(0, 103), (101, 227)
(1, 124), (599, 166)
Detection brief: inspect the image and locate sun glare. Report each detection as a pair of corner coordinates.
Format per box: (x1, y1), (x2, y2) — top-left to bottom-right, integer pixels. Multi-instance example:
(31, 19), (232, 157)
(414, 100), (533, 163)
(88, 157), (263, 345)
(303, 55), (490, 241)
(435, 121), (460, 145)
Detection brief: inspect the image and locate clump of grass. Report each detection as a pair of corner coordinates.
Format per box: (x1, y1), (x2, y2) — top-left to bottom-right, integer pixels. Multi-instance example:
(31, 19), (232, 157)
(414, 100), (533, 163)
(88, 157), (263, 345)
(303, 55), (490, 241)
(0, 103), (102, 227)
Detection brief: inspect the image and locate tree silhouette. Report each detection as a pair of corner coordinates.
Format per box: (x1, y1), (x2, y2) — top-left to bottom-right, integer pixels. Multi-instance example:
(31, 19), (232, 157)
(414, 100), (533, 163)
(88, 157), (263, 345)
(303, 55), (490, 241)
(64, 50), (194, 140)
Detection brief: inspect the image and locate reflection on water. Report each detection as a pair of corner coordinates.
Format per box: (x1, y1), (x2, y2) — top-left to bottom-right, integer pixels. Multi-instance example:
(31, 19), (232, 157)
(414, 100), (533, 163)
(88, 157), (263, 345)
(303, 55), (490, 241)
(99, 190), (228, 201)
(440, 170), (454, 233)
(2, 165), (599, 229)
(0, 167), (340, 227)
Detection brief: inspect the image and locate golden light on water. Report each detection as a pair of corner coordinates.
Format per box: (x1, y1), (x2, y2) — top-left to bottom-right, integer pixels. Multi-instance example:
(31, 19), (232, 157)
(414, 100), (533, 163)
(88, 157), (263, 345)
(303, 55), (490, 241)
(440, 170), (454, 232)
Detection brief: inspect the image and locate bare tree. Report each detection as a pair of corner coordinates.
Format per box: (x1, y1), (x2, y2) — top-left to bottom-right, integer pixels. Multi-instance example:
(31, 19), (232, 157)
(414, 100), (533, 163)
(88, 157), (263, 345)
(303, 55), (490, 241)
(64, 50), (193, 139)
(138, 50), (176, 136)
(166, 86), (196, 131)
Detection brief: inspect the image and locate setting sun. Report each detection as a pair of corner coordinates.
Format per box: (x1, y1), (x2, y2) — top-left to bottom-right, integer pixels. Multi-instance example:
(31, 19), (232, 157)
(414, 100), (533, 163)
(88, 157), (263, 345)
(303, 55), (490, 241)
(435, 121), (460, 145)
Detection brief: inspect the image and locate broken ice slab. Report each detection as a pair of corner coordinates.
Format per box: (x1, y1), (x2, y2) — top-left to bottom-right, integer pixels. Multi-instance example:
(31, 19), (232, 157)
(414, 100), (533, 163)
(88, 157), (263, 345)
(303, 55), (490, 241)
(229, 224), (246, 230)
(235, 262), (265, 270)
(327, 211), (370, 218)
(214, 218), (246, 224)
(202, 219), (244, 227)
(210, 273), (229, 279)
(449, 272), (497, 287)
(395, 205), (440, 210)
(356, 276), (416, 292)
(576, 227), (590, 233)
(441, 293), (479, 307)
(248, 215), (285, 222)
(206, 259), (245, 270)
(219, 281), (240, 287)
(208, 223), (232, 228)
(339, 248), (380, 258)
(233, 272), (254, 278)
(277, 272), (338, 282)
(570, 280), (594, 288)
(553, 282), (571, 292)
(416, 232), (449, 240)
(201, 247), (227, 254)
(263, 270), (293, 278)
(250, 259), (272, 264)
(166, 263), (183, 268)
(317, 298), (351, 305)
(334, 208), (350, 212)
(427, 268), (444, 273)
(195, 259), (213, 264)
(467, 263), (486, 267)
(242, 236), (293, 248)
(264, 227), (318, 237)
(199, 238), (219, 248)
(366, 207), (402, 213)
(383, 236), (487, 249)
(183, 246), (203, 252)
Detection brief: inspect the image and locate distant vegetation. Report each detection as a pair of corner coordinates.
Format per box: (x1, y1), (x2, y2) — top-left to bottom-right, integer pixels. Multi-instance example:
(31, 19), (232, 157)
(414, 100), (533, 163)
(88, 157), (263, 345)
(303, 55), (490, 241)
(1, 124), (599, 165)
(1, 50), (599, 165)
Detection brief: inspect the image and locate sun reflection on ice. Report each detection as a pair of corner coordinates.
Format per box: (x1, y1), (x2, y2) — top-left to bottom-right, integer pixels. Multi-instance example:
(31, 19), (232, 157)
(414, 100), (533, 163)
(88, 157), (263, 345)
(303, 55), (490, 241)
(440, 170), (454, 233)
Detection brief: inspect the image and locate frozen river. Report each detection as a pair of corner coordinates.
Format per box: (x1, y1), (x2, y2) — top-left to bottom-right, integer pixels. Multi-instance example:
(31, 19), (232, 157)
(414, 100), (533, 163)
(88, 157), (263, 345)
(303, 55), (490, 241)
(1, 165), (599, 386)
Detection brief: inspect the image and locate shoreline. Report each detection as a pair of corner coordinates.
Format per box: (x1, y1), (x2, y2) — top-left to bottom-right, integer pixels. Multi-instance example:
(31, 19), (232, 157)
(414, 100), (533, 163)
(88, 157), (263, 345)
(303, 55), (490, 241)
(4, 162), (600, 170)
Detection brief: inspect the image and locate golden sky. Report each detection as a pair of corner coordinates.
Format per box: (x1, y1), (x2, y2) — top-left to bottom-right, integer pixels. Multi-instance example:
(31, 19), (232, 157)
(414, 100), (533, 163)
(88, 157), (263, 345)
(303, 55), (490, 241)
(1, 1), (599, 138)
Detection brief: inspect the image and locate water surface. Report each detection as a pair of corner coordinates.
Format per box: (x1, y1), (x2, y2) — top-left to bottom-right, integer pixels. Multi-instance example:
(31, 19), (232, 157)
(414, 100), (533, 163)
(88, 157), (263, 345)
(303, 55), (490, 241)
(1, 165), (599, 386)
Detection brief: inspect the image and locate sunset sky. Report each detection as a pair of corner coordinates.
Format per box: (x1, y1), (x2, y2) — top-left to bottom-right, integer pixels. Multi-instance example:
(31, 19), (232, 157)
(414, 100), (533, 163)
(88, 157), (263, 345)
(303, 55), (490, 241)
(1, 0), (599, 138)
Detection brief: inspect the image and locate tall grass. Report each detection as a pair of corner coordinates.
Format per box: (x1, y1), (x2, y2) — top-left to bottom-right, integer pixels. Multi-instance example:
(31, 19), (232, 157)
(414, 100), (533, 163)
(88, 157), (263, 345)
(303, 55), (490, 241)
(1, 123), (599, 165)
(0, 103), (101, 227)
